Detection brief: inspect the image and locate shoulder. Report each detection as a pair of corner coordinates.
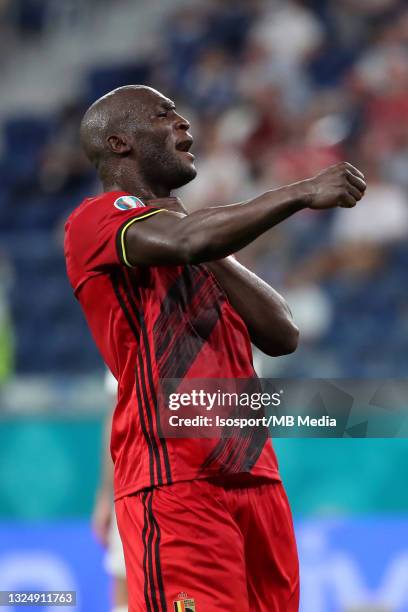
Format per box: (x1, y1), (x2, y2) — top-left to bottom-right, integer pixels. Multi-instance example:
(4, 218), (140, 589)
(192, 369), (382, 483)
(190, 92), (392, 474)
(65, 191), (136, 232)
(64, 191), (150, 247)
(64, 190), (161, 268)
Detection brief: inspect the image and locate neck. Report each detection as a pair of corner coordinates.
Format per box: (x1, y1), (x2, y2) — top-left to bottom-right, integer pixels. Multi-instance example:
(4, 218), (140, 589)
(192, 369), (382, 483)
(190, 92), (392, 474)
(104, 180), (170, 199)
(102, 165), (170, 200)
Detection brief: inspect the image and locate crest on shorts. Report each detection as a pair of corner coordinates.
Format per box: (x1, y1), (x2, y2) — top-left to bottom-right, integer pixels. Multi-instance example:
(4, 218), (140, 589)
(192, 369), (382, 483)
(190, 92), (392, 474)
(114, 195), (145, 211)
(173, 594), (196, 612)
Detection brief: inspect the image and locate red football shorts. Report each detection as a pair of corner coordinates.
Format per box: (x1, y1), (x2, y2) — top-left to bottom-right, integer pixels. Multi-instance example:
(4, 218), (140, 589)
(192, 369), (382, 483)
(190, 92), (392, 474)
(115, 476), (299, 612)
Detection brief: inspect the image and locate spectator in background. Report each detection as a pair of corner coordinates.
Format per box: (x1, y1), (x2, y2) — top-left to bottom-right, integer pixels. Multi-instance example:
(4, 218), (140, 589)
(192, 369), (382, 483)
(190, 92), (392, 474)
(39, 102), (93, 196)
(205, 0), (257, 55)
(356, 25), (408, 139)
(159, 5), (209, 94)
(241, 83), (291, 172)
(332, 150), (408, 247)
(250, 0), (324, 69)
(182, 47), (239, 115)
(285, 146), (408, 288)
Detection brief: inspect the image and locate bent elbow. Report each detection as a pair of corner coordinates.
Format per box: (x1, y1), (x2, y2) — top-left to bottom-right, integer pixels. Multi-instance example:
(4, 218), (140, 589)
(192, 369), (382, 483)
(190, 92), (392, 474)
(259, 323), (300, 357)
(280, 324), (300, 355)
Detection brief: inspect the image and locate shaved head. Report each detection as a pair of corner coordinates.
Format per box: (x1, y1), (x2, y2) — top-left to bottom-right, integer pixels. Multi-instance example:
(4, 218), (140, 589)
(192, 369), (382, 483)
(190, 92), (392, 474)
(80, 85), (161, 169)
(80, 85), (196, 193)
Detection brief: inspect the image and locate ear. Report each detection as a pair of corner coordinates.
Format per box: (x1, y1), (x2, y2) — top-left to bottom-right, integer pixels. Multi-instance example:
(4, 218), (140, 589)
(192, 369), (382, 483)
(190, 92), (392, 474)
(106, 134), (131, 155)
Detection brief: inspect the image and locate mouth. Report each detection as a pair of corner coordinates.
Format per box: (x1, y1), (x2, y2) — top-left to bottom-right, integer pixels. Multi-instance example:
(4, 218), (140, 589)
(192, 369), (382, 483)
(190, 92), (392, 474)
(175, 137), (195, 160)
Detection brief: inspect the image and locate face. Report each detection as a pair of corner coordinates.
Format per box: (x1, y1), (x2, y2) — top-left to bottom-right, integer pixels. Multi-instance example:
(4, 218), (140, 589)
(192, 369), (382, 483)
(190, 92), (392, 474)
(128, 90), (197, 190)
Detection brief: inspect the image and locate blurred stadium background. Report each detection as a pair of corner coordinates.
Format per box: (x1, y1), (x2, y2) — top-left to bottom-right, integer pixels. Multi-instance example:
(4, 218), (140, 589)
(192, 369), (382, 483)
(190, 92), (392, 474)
(0, 0), (408, 610)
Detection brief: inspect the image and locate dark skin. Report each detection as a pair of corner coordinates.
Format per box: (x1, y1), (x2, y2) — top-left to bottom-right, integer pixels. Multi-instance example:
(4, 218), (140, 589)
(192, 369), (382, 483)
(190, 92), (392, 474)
(80, 85), (367, 356)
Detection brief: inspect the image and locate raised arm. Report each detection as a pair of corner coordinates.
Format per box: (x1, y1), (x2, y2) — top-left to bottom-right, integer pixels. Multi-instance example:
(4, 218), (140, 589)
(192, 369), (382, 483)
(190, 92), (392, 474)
(125, 163), (366, 267)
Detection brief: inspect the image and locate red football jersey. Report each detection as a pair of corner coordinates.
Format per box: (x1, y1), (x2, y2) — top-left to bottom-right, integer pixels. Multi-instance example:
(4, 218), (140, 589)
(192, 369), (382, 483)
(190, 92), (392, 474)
(64, 191), (280, 500)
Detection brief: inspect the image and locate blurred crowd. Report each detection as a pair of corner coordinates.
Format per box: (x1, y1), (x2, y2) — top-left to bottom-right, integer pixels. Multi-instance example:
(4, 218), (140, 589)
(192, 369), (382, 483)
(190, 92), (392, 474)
(1, 0), (408, 379)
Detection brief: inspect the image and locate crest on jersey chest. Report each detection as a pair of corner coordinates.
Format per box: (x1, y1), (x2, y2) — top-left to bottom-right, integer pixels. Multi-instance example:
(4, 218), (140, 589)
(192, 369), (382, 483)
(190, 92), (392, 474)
(173, 593), (196, 611)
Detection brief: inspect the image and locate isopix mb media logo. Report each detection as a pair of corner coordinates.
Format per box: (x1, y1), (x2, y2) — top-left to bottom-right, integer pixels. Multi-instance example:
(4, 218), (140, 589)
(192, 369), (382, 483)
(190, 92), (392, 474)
(114, 195), (145, 210)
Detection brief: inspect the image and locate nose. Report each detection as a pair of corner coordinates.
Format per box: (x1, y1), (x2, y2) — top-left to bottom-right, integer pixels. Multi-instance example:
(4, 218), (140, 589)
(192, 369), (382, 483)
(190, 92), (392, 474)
(174, 112), (190, 131)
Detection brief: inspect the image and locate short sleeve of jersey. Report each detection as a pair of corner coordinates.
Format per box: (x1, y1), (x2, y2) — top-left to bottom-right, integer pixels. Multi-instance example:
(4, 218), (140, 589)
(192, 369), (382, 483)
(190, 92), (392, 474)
(64, 191), (164, 294)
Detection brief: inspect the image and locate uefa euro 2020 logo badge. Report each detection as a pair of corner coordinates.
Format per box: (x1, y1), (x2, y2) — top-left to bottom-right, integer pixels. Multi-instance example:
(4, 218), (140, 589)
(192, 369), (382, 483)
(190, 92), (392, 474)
(114, 195), (145, 211)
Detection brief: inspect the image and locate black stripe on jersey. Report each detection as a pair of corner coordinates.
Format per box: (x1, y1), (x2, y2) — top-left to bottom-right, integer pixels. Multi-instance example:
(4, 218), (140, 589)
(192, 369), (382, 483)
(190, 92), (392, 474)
(136, 342), (164, 486)
(142, 491), (153, 612)
(154, 265), (223, 379)
(232, 378), (268, 473)
(210, 437), (246, 474)
(135, 362), (156, 486)
(110, 271), (158, 487)
(121, 268), (172, 486)
(153, 266), (207, 364)
(199, 428), (265, 475)
(200, 378), (267, 474)
(145, 491), (160, 612)
(148, 491), (167, 612)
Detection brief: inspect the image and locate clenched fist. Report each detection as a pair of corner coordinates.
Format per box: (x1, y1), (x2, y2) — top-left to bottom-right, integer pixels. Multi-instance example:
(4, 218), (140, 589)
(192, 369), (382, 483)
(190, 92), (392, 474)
(305, 162), (366, 210)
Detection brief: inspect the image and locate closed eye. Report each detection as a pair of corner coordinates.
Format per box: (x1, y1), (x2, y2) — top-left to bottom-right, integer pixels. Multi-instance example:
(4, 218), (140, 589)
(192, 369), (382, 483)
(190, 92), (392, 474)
(157, 104), (176, 118)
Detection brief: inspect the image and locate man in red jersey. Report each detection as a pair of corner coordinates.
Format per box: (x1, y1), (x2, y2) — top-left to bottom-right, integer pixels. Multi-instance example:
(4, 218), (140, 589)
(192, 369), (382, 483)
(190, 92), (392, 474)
(64, 85), (366, 611)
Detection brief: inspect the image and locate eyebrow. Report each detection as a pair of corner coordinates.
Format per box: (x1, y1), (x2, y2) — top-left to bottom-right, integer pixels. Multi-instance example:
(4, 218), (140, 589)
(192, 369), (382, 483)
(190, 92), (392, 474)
(160, 100), (176, 110)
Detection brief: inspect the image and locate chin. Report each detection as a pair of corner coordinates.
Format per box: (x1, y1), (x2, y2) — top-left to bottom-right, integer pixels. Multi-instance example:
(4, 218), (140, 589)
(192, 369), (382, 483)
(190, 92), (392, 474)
(171, 165), (197, 189)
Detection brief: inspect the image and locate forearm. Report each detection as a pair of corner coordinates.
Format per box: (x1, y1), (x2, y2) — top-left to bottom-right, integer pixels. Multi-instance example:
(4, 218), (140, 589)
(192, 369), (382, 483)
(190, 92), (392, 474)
(127, 183), (308, 266)
(180, 183), (308, 263)
(207, 257), (299, 356)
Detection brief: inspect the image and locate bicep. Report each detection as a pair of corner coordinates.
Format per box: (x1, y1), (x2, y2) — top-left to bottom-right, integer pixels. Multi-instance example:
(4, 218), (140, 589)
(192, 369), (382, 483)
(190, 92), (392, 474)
(122, 209), (189, 266)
